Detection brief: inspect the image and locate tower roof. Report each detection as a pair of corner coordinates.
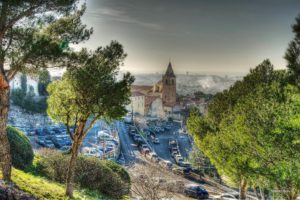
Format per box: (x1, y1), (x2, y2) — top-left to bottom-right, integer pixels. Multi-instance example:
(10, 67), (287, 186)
(165, 62), (175, 77)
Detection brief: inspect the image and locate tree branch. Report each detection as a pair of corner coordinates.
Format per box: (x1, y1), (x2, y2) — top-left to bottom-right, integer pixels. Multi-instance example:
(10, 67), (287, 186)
(80, 115), (100, 140)
(3, 3), (41, 34)
(6, 69), (18, 81)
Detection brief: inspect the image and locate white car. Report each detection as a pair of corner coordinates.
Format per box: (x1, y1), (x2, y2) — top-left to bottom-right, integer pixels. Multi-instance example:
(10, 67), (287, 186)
(215, 193), (239, 200)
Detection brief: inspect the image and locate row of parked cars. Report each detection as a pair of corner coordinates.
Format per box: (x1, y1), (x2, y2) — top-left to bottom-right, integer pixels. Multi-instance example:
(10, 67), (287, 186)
(146, 120), (173, 134)
(125, 124), (151, 155)
(27, 126), (72, 150)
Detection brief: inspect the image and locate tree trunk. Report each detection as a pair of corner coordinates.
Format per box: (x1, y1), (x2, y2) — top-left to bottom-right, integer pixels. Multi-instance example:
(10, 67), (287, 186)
(65, 122), (85, 198)
(288, 190), (298, 200)
(259, 187), (266, 200)
(239, 177), (248, 200)
(0, 76), (12, 182)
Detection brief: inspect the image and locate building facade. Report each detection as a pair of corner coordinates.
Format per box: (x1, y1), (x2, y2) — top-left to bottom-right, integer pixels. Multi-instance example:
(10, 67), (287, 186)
(128, 62), (180, 118)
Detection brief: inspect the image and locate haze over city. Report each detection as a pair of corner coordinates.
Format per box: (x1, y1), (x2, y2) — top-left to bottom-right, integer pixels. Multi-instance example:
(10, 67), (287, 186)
(71, 0), (300, 75)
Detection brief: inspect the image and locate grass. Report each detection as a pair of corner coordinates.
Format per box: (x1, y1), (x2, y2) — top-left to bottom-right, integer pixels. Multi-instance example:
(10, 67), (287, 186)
(0, 168), (113, 200)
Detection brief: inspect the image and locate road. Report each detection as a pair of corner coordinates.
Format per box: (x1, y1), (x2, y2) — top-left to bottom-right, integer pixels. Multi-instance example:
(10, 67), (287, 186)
(149, 122), (193, 163)
(116, 120), (257, 200)
(115, 121), (137, 165)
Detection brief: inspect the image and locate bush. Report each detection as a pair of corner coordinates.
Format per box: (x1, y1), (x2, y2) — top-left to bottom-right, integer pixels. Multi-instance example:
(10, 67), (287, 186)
(102, 160), (131, 185)
(7, 126), (34, 170)
(35, 149), (130, 198)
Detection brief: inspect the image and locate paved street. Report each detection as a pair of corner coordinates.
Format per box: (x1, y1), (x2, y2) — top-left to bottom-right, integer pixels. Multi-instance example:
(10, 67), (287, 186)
(148, 122), (193, 163)
(115, 121), (138, 165)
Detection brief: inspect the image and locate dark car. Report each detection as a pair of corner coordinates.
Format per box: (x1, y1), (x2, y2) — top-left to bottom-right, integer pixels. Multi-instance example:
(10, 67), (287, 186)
(129, 129), (136, 136)
(184, 185), (209, 199)
(35, 128), (45, 136)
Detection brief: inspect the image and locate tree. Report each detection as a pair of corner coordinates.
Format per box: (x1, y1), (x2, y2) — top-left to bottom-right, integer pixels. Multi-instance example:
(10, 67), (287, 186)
(20, 74), (27, 94)
(47, 41), (134, 197)
(188, 62), (300, 200)
(188, 145), (216, 177)
(38, 69), (51, 96)
(0, 1), (92, 181)
(285, 15), (300, 84)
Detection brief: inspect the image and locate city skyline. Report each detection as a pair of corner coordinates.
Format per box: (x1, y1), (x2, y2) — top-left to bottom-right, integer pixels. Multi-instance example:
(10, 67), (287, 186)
(72, 0), (300, 75)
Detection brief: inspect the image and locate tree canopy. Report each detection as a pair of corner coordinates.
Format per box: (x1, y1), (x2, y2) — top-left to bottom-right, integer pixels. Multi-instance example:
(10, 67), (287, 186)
(188, 61), (300, 200)
(0, 0), (92, 182)
(47, 41), (134, 197)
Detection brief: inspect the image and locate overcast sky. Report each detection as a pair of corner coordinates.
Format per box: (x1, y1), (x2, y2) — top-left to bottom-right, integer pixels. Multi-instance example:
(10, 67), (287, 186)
(74, 0), (300, 75)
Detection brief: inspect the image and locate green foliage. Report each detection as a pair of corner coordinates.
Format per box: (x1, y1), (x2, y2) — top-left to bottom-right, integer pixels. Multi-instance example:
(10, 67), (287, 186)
(0, 1), (93, 76)
(0, 168), (109, 200)
(194, 91), (213, 101)
(208, 60), (280, 124)
(38, 69), (51, 96)
(20, 74), (27, 94)
(11, 88), (24, 106)
(102, 160), (131, 185)
(35, 150), (131, 199)
(188, 61), (300, 198)
(11, 87), (47, 113)
(47, 42), (134, 127)
(285, 15), (300, 84)
(188, 145), (216, 177)
(6, 126), (34, 170)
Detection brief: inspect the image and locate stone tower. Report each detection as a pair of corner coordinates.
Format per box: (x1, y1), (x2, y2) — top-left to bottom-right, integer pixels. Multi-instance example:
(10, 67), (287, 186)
(162, 62), (176, 106)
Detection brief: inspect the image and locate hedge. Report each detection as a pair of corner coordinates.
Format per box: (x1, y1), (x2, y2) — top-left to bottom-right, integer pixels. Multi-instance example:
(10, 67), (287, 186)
(7, 126), (34, 170)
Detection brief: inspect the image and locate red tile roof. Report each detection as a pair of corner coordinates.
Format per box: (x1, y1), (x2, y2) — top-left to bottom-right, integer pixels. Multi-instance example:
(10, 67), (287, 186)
(131, 91), (144, 97)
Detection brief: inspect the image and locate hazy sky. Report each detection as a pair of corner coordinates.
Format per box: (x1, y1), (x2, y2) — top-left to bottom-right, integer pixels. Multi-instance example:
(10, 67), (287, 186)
(75, 0), (300, 75)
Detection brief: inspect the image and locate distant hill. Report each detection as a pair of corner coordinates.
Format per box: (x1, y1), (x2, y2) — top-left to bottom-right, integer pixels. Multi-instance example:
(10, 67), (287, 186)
(132, 74), (242, 95)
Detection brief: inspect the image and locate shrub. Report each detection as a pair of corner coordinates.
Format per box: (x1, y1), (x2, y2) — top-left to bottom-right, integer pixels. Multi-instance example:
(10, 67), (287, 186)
(102, 160), (131, 185)
(6, 126), (34, 170)
(36, 149), (130, 198)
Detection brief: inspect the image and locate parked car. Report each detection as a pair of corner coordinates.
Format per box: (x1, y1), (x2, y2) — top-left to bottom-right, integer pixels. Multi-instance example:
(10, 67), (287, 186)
(153, 137), (160, 144)
(168, 138), (178, 151)
(171, 147), (179, 156)
(134, 134), (142, 142)
(165, 125), (172, 130)
(140, 144), (150, 154)
(130, 129), (136, 136)
(51, 135), (72, 148)
(184, 184), (209, 199)
(179, 161), (192, 169)
(35, 128), (45, 136)
(175, 154), (184, 164)
(36, 136), (46, 146)
(147, 152), (158, 161)
(154, 127), (160, 133)
(60, 145), (71, 152)
(160, 160), (173, 170)
(214, 193), (239, 200)
(27, 131), (35, 136)
(44, 140), (55, 148)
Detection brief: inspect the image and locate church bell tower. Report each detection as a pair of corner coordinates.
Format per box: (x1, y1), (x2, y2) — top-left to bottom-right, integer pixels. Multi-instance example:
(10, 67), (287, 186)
(162, 62), (176, 107)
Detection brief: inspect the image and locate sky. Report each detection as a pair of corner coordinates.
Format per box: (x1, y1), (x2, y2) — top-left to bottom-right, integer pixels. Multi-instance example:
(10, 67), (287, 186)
(74, 0), (300, 75)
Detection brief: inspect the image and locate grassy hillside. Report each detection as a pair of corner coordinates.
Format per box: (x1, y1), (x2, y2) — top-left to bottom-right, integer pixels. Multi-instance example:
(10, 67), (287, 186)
(0, 168), (112, 200)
